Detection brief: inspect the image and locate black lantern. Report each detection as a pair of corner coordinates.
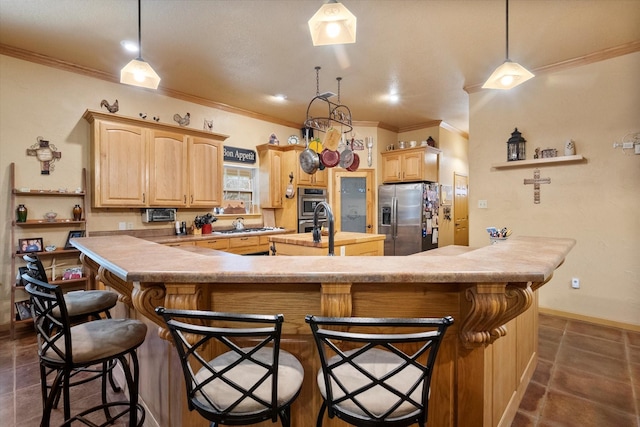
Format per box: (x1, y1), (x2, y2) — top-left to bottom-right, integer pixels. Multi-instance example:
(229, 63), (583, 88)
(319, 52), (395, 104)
(507, 128), (526, 161)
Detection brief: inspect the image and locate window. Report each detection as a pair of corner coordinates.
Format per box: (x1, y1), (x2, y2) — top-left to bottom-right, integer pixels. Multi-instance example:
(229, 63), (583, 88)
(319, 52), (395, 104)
(223, 165), (257, 212)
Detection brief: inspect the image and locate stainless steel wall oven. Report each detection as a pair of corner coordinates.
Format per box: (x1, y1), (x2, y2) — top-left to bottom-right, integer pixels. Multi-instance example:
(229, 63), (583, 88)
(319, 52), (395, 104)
(297, 187), (327, 233)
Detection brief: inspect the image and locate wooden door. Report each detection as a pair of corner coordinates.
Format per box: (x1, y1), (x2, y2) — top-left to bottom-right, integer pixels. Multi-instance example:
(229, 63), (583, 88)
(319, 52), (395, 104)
(149, 130), (188, 206)
(188, 137), (223, 207)
(453, 173), (469, 246)
(331, 169), (375, 233)
(95, 121), (148, 207)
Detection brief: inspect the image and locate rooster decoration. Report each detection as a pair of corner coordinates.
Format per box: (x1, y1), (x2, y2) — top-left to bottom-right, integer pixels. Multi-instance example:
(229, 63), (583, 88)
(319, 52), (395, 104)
(173, 112), (190, 126)
(100, 99), (119, 113)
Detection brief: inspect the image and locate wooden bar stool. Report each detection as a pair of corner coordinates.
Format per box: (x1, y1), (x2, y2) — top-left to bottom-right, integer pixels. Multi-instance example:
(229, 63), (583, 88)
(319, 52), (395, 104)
(306, 315), (454, 427)
(156, 307), (304, 427)
(23, 273), (147, 427)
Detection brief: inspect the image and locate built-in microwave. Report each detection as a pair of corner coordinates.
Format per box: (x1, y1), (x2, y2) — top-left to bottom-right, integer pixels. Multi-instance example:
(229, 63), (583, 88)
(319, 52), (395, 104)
(297, 187), (327, 220)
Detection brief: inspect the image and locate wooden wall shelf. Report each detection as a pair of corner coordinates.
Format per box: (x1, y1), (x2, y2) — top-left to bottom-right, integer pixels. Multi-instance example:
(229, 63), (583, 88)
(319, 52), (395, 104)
(491, 155), (586, 169)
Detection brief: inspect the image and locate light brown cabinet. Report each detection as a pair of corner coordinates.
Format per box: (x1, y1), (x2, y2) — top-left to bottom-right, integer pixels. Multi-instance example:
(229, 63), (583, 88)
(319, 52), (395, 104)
(293, 146), (327, 187)
(381, 146), (439, 183)
(84, 110), (228, 208)
(257, 144), (284, 208)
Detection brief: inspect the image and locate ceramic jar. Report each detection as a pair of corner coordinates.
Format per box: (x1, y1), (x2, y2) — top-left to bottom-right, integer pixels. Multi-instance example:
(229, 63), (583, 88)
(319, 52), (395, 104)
(72, 204), (83, 221)
(16, 204), (28, 222)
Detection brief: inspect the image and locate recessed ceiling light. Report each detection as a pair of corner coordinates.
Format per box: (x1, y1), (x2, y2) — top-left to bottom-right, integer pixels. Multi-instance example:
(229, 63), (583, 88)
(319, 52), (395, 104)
(120, 40), (139, 53)
(273, 94), (287, 101)
(388, 93), (399, 103)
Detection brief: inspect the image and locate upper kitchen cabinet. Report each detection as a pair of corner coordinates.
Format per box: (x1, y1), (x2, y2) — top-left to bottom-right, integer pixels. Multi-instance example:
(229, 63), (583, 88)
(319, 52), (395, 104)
(381, 146), (440, 183)
(84, 110), (228, 208)
(257, 144), (284, 208)
(149, 130), (188, 206)
(292, 145), (327, 188)
(188, 137), (224, 207)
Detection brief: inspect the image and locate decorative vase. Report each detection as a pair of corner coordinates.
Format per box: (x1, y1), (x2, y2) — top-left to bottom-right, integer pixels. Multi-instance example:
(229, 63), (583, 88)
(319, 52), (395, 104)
(72, 204), (83, 221)
(564, 139), (576, 156)
(16, 204), (28, 222)
(202, 223), (212, 234)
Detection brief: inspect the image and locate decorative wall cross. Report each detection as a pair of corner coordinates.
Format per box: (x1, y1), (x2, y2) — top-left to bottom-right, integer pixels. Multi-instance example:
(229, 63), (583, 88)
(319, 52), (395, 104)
(27, 137), (62, 174)
(523, 169), (550, 204)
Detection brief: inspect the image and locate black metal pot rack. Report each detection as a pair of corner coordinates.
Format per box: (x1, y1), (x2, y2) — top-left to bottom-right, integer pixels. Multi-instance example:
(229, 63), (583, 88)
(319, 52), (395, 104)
(303, 95), (353, 136)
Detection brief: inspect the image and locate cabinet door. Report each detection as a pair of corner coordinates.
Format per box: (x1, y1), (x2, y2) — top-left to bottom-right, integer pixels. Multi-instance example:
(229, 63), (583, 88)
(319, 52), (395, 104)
(402, 151), (423, 181)
(189, 137), (223, 207)
(149, 130), (188, 206)
(259, 148), (283, 208)
(381, 153), (402, 183)
(95, 121), (148, 207)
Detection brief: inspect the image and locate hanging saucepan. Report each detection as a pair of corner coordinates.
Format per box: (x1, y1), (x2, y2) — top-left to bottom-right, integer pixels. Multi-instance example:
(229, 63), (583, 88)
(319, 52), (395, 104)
(347, 152), (360, 171)
(339, 139), (354, 169)
(300, 142), (319, 174)
(320, 148), (340, 168)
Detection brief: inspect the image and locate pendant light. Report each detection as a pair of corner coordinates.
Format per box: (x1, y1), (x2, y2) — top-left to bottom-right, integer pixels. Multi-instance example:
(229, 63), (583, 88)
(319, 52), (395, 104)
(120, 0), (160, 89)
(308, 0), (357, 46)
(482, 0), (533, 90)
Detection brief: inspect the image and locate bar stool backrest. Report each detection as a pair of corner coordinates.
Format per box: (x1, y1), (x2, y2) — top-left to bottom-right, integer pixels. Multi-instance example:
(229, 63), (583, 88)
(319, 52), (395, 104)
(156, 307), (293, 425)
(22, 273), (73, 367)
(22, 254), (48, 282)
(306, 315), (454, 427)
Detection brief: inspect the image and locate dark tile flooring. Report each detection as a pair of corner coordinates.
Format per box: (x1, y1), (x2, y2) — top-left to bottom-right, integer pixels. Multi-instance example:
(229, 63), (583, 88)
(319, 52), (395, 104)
(1, 313), (638, 426)
(512, 314), (640, 427)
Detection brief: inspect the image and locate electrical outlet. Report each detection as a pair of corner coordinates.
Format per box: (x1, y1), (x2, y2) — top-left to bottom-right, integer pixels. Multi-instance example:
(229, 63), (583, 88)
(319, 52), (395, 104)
(126, 222), (133, 230)
(478, 200), (488, 209)
(571, 277), (580, 289)
(118, 222), (126, 230)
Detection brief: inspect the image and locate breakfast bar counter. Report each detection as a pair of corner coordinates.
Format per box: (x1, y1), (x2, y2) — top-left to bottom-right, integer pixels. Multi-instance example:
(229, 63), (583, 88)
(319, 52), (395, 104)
(73, 235), (575, 427)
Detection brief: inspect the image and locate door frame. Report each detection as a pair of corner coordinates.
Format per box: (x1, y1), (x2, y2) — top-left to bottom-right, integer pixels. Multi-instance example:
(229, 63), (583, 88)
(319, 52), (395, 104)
(329, 169), (375, 233)
(453, 172), (469, 246)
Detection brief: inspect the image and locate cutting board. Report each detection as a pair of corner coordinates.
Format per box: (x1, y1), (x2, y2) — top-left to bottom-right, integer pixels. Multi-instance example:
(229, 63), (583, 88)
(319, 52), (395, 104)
(222, 200), (246, 214)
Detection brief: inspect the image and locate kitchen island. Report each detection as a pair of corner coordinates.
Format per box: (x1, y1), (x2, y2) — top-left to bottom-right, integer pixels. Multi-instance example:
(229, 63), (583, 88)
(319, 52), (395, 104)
(269, 231), (385, 256)
(73, 235), (575, 427)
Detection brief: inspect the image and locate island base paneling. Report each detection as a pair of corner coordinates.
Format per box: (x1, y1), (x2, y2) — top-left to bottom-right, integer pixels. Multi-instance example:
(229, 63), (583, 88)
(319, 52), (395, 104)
(98, 280), (531, 427)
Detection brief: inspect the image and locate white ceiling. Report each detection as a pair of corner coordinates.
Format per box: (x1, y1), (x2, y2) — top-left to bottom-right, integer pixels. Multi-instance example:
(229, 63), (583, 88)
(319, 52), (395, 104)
(1, 0), (639, 134)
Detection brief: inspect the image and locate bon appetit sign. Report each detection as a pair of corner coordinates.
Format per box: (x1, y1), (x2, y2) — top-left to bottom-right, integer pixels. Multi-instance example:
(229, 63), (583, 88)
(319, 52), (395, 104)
(224, 146), (256, 164)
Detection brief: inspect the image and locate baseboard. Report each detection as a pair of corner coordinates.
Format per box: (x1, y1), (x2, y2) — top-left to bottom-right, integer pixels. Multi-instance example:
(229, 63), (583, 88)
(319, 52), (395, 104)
(539, 307), (640, 332)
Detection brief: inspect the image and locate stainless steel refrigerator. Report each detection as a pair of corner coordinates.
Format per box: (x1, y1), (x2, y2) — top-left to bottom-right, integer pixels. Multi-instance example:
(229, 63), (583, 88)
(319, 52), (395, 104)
(378, 182), (439, 256)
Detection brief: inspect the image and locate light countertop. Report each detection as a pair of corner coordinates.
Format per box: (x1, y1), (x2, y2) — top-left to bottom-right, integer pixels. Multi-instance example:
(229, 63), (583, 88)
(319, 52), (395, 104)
(71, 235), (575, 285)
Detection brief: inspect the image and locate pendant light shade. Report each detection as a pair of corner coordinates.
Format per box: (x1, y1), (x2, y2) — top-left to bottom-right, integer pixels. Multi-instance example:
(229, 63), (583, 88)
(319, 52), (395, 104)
(308, 0), (357, 46)
(120, 0), (160, 89)
(482, 0), (533, 90)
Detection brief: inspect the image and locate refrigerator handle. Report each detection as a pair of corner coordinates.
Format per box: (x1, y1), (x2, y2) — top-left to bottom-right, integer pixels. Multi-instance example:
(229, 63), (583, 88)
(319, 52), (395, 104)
(392, 196), (398, 238)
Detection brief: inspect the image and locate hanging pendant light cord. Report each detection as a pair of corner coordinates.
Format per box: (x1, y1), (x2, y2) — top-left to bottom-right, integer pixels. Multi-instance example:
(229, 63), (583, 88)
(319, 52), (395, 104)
(137, 0), (143, 60)
(315, 66), (321, 95)
(336, 77), (342, 104)
(505, 0), (510, 61)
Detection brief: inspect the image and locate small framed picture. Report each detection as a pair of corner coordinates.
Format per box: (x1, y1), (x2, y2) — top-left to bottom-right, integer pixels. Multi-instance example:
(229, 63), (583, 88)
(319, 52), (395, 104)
(18, 238), (43, 254)
(15, 300), (33, 321)
(64, 230), (85, 249)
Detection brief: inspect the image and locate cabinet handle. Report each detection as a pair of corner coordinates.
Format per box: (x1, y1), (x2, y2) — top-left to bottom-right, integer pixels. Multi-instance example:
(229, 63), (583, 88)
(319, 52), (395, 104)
(143, 193), (145, 203)
(190, 195), (193, 204)
(184, 195), (187, 204)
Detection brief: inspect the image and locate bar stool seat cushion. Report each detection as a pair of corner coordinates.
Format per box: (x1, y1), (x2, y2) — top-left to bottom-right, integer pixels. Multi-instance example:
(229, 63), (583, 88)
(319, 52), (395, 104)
(194, 347), (304, 413)
(43, 318), (147, 365)
(317, 347), (423, 419)
(58, 290), (119, 317)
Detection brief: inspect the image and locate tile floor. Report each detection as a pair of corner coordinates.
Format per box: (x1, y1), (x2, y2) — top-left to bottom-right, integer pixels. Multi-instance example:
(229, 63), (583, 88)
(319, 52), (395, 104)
(1, 313), (638, 426)
(512, 314), (640, 427)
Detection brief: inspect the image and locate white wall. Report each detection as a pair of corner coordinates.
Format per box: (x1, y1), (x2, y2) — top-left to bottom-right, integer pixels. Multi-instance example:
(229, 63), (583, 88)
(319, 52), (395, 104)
(468, 52), (640, 326)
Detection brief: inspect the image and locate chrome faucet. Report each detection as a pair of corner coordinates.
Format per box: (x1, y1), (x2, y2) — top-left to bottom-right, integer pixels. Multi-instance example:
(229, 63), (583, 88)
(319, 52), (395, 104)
(312, 202), (335, 256)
